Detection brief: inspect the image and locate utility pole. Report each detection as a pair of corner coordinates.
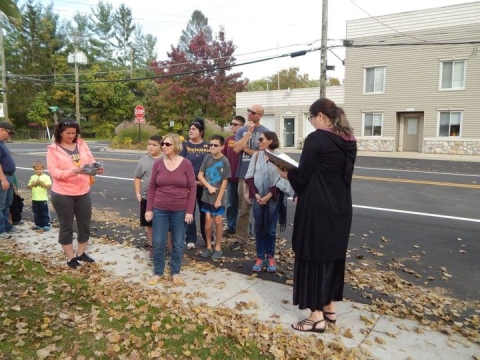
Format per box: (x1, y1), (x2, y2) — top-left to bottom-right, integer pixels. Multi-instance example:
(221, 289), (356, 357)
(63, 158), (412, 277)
(320, 0), (328, 98)
(0, 16), (8, 121)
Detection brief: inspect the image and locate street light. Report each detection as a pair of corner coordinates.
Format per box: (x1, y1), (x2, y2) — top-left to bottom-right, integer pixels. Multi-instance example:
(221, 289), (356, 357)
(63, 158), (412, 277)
(67, 50), (87, 122)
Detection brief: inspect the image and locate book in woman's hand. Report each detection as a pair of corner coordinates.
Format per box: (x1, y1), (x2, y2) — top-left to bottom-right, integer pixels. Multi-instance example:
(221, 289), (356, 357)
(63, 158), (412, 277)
(265, 150), (298, 171)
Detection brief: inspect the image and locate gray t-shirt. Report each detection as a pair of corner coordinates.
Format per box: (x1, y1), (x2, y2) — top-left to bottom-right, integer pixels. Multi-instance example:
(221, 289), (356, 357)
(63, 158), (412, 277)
(199, 154), (231, 206)
(234, 124), (270, 179)
(134, 154), (160, 199)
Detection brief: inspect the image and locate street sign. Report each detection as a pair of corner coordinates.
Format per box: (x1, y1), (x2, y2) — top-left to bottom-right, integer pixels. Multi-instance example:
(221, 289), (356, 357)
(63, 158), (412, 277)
(134, 105), (145, 119)
(134, 117), (145, 124)
(49, 106), (59, 112)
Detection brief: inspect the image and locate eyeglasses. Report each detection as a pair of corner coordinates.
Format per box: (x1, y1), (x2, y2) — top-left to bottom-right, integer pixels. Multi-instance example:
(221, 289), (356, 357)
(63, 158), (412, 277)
(209, 143), (221, 148)
(230, 122), (242, 126)
(1, 129), (11, 134)
(308, 115), (314, 122)
(258, 137), (265, 142)
(160, 142), (173, 147)
(247, 109), (258, 115)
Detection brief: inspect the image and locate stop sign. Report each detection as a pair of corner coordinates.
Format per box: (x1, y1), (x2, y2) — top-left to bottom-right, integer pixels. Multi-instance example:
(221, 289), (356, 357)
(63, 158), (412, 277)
(134, 105), (145, 118)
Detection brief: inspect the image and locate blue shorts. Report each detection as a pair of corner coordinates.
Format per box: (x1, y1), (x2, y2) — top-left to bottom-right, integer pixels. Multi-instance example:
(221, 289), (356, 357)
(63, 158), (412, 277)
(200, 203), (225, 216)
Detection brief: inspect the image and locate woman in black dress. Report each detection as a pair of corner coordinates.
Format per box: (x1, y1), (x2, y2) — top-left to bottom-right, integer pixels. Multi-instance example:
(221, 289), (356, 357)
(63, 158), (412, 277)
(279, 98), (357, 333)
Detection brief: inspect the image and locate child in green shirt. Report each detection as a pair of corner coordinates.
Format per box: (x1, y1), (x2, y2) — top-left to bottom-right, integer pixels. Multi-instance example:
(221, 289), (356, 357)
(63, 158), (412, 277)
(27, 160), (52, 231)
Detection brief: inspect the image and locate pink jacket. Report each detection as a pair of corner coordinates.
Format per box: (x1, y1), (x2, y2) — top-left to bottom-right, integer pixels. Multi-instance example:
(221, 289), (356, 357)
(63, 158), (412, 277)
(46, 139), (96, 196)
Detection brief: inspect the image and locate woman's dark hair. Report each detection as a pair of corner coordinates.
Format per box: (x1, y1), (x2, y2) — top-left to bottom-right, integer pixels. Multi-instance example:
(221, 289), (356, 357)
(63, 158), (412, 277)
(189, 117), (205, 138)
(210, 134), (225, 145)
(262, 131), (279, 150)
(53, 119), (81, 144)
(309, 98), (354, 136)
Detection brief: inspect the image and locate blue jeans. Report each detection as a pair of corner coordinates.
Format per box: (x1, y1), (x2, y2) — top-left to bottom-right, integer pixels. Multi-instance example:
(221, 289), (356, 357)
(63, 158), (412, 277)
(0, 175), (13, 234)
(251, 196), (282, 259)
(32, 200), (51, 227)
(152, 209), (186, 276)
(226, 181), (238, 231)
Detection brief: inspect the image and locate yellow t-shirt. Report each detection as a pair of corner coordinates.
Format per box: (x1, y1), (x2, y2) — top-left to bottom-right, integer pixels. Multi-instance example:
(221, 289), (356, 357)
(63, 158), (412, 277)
(28, 174), (52, 201)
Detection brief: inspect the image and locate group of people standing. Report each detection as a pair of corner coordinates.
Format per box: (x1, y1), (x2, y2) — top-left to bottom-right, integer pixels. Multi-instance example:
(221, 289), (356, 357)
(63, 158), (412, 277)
(0, 96), (357, 335)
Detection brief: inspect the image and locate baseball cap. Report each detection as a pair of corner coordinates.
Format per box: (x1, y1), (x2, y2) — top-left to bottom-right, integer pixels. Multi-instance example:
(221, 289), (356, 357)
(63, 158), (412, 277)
(0, 121), (16, 134)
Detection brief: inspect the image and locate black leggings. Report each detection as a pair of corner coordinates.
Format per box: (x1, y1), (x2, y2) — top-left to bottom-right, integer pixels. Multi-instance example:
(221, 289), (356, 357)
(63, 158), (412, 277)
(51, 192), (92, 245)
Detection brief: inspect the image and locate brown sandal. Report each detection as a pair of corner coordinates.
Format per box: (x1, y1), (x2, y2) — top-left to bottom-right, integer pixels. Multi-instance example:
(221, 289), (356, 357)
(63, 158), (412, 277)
(291, 318), (326, 333)
(323, 311), (336, 324)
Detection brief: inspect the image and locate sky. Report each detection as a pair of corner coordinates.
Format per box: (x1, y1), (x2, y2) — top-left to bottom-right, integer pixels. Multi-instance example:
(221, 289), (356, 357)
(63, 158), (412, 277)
(30, 0), (479, 83)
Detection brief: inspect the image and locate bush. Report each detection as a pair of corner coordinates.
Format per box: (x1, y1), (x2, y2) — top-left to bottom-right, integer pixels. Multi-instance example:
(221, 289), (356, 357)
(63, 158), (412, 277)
(111, 121), (160, 149)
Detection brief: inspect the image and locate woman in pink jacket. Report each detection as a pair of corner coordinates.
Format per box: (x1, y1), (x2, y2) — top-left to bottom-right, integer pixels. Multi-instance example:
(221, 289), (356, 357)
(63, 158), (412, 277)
(46, 120), (103, 269)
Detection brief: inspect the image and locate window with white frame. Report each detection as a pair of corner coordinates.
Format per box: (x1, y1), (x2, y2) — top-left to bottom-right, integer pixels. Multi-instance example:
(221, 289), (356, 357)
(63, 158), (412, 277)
(440, 60), (466, 89)
(363, 113), (383, 136)
(364, 67), (385, 93)
(439, 111), (462, 137)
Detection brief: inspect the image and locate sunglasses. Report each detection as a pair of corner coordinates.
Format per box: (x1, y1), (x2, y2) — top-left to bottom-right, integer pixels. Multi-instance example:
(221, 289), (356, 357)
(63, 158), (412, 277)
(61, 121), (78, 126)
(230, 122), (242, 126)
(247, 109), (258, 115)
(308, 115), (314, 122)
(209, 143), (221, 148)
(161, 142), (173, 147)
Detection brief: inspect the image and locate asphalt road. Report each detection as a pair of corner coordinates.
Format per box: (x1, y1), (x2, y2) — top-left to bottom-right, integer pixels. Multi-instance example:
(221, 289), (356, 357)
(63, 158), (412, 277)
(8, 141), (480, 311)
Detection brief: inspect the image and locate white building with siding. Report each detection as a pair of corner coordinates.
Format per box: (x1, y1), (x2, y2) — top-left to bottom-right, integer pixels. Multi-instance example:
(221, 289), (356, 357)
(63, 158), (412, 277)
(235, 86), (344, 149)
(343, 2), (480, 155)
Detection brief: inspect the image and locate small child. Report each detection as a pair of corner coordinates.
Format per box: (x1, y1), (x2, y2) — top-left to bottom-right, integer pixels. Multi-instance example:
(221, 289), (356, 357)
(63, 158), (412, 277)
(27, 160), (52, 231)
(197, 134), (231, 260)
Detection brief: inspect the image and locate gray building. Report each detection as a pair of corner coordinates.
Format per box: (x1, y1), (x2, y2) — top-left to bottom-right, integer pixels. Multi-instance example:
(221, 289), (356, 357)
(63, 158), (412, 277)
(343, 2), (480, 155)
(236, 2), (480, 156)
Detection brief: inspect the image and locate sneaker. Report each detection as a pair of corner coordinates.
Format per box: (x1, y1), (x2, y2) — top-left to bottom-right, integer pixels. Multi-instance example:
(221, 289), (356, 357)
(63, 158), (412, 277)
(67, 258), (81, 269)
(252, 258), (264, 272)
(248, 233), (255, 240)
(201, 248), (213, 258)
(266, 256), (277, 273)
(31, 226), (41, 230)
(43, 226), (51, 231)
(229, 241), (242, 251)
(211, 249), (222, 261)
(7, 227), (22, 234)
(75, 253), (95, 263)
(12, 221), (24, 226)
(0, 232), (12, 239)
(224, 228), (236, 236)
(186, 242), (196, 249)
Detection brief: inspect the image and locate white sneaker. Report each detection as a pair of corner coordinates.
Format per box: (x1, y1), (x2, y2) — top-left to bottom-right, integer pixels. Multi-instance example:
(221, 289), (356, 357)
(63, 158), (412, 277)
(186, 243), (195, 249)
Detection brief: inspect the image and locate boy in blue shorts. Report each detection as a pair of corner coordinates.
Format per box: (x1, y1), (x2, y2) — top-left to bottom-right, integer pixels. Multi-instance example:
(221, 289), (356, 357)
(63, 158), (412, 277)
(198, 134), (231, 260)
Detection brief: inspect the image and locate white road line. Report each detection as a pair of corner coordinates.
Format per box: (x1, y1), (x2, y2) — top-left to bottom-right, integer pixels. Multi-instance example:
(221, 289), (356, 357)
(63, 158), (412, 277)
(356, 166), (479, 178)
(354, 205), (480, 223)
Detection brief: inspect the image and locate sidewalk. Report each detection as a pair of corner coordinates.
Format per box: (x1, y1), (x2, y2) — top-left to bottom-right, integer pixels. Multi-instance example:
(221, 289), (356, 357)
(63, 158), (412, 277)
(6, 225), (479, 359)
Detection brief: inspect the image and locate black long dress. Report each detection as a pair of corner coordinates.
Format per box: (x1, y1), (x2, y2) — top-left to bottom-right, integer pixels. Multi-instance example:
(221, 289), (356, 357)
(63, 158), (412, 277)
(288, 129), (356, 311)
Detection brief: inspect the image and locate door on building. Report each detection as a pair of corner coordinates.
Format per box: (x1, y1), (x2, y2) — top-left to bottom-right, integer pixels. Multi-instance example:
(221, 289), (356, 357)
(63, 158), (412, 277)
(403, 118), (420, 151)
(283, 118), (295, 147)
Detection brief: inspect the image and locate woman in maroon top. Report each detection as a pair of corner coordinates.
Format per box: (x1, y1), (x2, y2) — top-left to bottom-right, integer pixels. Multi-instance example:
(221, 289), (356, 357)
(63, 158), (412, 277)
(145, 134), (196, 285)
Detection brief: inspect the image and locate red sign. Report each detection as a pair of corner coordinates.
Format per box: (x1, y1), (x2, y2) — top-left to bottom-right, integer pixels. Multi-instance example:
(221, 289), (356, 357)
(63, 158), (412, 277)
(134, 105), (145, 118)
(134, 117), (145, 124)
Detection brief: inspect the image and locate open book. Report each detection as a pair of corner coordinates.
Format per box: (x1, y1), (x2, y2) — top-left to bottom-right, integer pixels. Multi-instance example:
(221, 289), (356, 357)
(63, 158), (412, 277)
(265, 150), (299, 171)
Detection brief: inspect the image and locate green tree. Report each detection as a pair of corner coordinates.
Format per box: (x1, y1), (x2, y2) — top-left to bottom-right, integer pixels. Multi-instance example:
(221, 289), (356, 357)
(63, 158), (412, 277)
(89, 1), (115, 65)
(178, 10), (212, 58)
(246, 67), (319, 91)
(112, 4), (135, 67)
(26, 91), (50, 127)
(327, 77), (341, 86)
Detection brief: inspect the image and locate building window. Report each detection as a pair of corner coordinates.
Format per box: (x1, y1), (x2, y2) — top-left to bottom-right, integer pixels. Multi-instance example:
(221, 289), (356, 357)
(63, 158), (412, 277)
(439, 111), (462, 137)
(440, 60), (465, 89)
(363, 113), (383, 136)
(364, 67), (385, 93)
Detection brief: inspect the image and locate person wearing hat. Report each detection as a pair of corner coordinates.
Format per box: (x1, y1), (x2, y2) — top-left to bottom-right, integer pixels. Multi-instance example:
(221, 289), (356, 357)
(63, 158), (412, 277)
(180, 117), (210, 249)
(0, 121), (22, 239)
